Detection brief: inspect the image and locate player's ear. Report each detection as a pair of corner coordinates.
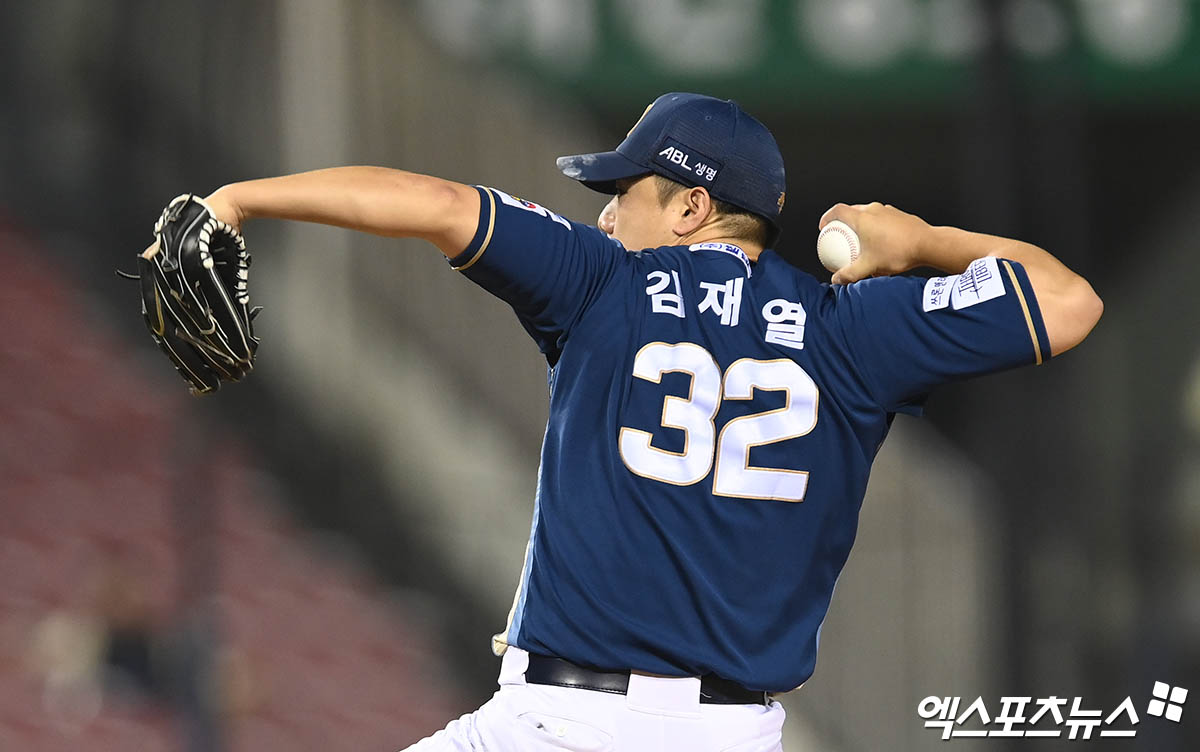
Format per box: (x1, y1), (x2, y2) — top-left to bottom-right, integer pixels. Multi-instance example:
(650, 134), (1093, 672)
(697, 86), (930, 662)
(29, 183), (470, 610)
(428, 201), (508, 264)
(672, 186), (712, 236)
(597, 195), (618, 235)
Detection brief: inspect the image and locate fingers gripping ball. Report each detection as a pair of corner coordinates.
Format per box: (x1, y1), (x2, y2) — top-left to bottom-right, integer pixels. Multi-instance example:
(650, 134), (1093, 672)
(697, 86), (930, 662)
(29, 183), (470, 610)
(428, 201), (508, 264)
(817, 220), (860, 273)
(121, 194), (262, 395)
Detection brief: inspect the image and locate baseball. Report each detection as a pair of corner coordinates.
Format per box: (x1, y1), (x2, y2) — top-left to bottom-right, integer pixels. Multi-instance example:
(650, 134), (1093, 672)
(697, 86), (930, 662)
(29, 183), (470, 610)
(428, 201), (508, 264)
(817, 220), (860, 272)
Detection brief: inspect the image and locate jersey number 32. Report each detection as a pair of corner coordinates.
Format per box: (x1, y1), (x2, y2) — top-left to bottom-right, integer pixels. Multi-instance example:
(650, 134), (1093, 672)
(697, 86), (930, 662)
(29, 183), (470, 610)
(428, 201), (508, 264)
(618, 342), (818, 502)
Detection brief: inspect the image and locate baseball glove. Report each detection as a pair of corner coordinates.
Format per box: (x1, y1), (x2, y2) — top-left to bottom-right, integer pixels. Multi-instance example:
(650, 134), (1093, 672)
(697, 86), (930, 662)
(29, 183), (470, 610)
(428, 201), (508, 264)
(119, 194), (261, 395)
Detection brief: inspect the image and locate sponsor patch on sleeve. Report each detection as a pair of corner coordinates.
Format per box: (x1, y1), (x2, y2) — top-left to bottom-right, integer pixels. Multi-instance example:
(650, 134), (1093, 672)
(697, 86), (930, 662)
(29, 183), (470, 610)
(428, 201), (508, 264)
(950, 257), (1005, 310)
(491, 188), (572, 230)
(922, 274), (956, 312)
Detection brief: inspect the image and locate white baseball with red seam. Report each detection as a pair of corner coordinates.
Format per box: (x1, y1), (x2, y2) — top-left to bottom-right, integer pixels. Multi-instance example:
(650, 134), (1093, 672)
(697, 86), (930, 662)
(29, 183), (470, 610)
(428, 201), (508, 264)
(817, 220), (860, 273)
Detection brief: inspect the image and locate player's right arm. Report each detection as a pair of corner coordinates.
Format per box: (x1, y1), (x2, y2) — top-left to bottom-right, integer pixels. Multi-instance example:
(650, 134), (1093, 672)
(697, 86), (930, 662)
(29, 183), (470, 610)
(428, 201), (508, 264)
(204, 166), (482, 257)
(817, 201), (1103, 414)
(820, 202), (1102, 357)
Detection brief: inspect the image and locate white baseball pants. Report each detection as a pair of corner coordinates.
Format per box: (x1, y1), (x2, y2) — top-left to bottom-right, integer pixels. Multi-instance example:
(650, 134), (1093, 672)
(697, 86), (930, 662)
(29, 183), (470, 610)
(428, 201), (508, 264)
(402, 648), (785, 752)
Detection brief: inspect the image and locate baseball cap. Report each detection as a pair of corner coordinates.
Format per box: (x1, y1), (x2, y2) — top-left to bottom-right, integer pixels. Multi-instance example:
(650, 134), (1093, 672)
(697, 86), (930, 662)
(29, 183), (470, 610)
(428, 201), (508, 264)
(556, 92), (787, 235)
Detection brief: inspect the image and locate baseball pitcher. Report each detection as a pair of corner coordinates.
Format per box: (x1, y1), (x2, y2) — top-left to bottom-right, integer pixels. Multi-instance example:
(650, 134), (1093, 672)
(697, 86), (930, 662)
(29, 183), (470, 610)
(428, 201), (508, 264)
(138, 93), (1102, 751)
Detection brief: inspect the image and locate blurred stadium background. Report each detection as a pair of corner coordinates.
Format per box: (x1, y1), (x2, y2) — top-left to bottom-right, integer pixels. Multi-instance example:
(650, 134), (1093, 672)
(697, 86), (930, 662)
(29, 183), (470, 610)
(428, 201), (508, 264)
(1, 1), (1198, 750)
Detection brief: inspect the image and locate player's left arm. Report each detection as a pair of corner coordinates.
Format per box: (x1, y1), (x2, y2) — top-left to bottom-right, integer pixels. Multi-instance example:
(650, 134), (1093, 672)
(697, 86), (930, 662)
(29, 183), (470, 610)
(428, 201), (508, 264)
(199, 166), (626, 362)
(820, 202), (1102, 357)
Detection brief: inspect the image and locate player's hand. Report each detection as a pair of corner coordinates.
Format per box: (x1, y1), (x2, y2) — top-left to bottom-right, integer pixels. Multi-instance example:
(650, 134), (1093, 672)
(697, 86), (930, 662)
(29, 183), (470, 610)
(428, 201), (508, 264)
(819, 202), (930, 285)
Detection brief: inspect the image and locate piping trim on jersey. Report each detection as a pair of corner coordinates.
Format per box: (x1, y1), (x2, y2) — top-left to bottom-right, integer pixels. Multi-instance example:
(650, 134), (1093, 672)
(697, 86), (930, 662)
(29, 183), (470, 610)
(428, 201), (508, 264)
(1001, 260), (1042, 365)
(453, 187), (497, 272)
(492, 534), (533, 655)
(500, 486), (541, 653)
(493, 450), (547, 655)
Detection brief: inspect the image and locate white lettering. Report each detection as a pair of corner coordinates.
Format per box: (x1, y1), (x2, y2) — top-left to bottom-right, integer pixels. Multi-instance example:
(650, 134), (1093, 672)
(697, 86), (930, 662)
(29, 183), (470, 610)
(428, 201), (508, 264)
(698, 278), (743, 327)
(762, 298), (806, 350)
(646, 270), (686, 318)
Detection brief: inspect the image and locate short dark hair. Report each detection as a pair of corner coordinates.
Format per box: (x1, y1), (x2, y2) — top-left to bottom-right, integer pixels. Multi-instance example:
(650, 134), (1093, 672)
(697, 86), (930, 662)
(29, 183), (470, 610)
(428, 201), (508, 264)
(652, 175), (771, 247)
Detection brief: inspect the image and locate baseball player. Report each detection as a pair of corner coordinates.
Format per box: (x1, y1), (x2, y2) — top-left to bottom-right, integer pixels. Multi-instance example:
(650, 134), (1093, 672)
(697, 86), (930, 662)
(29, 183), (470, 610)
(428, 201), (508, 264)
(193, 92), (1101, 750)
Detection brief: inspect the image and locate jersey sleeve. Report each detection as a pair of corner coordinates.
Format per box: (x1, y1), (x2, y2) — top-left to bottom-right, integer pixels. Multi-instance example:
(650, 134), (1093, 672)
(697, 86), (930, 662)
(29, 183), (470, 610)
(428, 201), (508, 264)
(447, 186), (626, 362)
(831, 256), (1051, 414)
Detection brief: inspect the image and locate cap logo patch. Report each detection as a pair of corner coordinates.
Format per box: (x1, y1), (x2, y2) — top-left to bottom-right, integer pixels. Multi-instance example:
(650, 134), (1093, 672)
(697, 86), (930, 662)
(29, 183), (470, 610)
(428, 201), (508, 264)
(653, 138), (722, 185)
(627, 102), (654, 138)
(777, 191), (786, 213)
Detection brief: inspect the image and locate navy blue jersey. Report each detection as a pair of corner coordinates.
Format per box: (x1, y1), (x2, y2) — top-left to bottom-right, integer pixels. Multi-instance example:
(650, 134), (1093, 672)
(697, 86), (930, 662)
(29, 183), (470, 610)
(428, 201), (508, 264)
(449, 186), (1049, 692)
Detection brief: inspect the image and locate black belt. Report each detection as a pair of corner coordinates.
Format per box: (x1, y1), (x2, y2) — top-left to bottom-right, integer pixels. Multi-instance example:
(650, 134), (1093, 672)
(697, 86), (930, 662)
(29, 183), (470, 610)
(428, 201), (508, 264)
(524, 653), (771, 706)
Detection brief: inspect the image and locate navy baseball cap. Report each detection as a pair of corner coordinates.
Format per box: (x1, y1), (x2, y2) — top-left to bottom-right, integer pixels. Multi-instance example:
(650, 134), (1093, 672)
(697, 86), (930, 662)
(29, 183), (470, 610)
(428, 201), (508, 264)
(556, 92), (787, 233)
